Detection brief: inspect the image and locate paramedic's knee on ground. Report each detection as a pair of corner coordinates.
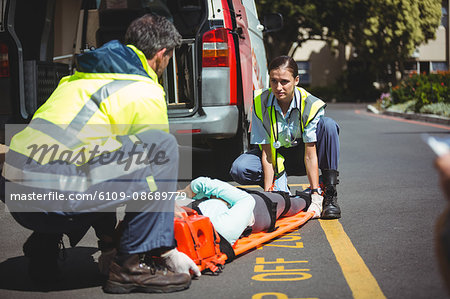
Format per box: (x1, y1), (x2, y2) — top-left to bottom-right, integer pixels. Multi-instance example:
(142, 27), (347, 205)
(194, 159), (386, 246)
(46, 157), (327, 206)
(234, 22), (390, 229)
(230, 148), (264, 186)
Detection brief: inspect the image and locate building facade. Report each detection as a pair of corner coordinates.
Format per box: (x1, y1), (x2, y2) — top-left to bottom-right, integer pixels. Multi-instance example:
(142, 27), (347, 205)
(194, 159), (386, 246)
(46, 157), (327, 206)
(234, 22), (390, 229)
(291, 0), (449, 87)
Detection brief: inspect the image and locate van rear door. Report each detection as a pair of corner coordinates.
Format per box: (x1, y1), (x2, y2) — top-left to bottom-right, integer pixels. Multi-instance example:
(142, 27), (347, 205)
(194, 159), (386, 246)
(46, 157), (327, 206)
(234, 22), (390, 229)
(232, 0), (268, 118)
(161, 0), (207, 118)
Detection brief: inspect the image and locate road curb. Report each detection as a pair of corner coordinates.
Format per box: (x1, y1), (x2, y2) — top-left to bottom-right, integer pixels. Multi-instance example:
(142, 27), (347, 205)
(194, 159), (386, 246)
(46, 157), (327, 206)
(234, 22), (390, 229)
(366, 104), (450, 126)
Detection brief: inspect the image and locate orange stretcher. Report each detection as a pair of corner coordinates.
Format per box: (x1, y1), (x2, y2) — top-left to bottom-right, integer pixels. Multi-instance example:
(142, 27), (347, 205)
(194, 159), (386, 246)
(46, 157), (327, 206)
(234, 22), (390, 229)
(174, 208), (227, 273)
(174, 207), (314, 273)
(232, 211), (314, 256)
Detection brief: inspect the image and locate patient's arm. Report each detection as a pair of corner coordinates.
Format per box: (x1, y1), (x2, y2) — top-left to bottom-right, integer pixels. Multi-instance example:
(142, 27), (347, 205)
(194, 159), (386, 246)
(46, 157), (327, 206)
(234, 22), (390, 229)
(178, 183), (196, 199)
(188, 177), (255, 245)
(189, 177), (253, 206)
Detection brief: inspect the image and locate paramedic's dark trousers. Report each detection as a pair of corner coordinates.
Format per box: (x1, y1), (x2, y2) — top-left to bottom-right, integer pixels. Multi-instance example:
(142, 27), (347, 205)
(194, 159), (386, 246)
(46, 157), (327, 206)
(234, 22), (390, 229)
(3, 130), (179, 254)
(230, 117), (340, 185)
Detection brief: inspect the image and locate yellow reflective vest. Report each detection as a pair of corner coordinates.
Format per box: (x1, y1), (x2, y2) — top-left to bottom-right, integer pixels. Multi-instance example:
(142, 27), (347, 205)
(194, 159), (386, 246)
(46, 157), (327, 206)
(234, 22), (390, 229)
(253, 87), (326, 175)
(6, 41), (168, 167)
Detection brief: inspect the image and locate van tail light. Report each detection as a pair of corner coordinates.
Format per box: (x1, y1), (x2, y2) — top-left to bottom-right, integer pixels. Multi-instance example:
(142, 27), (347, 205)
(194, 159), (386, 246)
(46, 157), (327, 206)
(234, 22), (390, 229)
(0, 43), (10, 78)
(202, 28), (238, 105)
(202, 28), (230, 67)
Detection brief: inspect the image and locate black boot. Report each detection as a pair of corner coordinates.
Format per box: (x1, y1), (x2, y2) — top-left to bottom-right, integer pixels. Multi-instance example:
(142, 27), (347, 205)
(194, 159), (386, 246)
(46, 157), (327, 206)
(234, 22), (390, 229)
(321, 169), (341, 219)
(23, 232), (63, 283)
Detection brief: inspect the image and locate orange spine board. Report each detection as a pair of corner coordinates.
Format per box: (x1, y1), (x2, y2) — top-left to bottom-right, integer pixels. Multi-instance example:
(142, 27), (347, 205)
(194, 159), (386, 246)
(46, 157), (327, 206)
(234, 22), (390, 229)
(174, 210), (227, 272)
(232, 211), (314, 256)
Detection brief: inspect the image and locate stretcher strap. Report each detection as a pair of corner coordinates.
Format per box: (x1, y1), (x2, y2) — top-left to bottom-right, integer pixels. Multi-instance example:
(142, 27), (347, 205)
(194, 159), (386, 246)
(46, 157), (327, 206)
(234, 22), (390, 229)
(272, 191), (291, 217)
(239, 188), (278, 232)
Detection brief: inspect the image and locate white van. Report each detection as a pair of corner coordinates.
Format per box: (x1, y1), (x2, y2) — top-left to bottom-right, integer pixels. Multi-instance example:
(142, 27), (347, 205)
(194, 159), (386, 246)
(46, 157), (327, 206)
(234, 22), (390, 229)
(0, 0), (281, 167)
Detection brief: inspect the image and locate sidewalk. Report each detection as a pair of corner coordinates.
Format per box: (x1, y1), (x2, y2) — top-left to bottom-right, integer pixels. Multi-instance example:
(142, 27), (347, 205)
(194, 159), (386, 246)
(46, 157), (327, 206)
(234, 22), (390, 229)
(367, 104), (450, 126)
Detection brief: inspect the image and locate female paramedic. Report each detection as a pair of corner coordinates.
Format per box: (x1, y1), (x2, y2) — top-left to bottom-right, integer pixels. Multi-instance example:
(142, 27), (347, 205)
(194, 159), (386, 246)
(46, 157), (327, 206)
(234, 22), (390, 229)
(230, 55), (341, 219)
(177, 176), (311, 261)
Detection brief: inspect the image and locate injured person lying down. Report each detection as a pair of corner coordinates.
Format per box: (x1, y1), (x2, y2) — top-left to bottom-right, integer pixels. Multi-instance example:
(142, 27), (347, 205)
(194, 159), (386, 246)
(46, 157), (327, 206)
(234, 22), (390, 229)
(177, 177), (313, 259)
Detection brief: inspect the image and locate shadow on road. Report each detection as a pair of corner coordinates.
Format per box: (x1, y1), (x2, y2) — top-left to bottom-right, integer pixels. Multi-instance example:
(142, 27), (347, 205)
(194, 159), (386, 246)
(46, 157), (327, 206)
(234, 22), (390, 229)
(0, 247), (105, 292)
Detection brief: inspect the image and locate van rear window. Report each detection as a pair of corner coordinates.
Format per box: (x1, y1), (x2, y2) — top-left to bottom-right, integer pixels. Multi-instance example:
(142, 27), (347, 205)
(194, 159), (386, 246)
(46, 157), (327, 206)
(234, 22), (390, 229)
(142, 0), (206, 38)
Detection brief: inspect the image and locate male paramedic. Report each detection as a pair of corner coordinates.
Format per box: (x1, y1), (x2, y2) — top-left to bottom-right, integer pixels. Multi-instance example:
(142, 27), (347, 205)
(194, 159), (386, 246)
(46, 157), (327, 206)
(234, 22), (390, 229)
(230, 56), (341, 219)
(1, 14), (200, 293)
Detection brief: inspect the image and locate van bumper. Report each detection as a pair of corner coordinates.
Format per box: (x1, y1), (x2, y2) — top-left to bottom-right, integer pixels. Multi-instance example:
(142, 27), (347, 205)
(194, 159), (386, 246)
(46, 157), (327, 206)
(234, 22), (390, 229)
(169, 106), (239, 139)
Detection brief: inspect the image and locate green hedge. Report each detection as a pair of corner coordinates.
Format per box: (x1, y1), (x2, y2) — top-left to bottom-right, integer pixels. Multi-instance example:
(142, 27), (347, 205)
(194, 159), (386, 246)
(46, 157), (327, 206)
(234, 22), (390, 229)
(391, 71), (450, 112)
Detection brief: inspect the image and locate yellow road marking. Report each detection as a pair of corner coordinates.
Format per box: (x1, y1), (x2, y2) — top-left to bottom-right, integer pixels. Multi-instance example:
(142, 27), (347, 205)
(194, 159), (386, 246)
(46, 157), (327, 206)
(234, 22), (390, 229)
(236, 184), (309, 189)
(319, 220), (386, 299)
(237, 185), (263, 189)
(252, 292), (319, 299)
(289, 184), (310, 188)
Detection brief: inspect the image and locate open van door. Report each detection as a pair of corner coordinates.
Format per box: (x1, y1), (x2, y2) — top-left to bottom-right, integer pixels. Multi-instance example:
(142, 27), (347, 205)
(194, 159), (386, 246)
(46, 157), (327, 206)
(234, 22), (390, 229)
(235, 0), (268, 114)
(230, 0), (269, 153)
(0, 0), (71, 124)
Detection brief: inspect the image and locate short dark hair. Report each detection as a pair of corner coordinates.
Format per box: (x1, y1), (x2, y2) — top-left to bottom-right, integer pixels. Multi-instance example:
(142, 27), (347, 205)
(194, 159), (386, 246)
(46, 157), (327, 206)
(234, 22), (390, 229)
(125, 14), (182, 59)
(268, 56), (298, 79)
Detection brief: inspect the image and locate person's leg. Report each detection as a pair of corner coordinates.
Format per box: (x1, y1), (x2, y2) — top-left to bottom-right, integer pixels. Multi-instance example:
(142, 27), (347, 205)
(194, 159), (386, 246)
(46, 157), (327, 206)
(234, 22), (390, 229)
(230, 146), (297, 193)
(250, 191), (307, 233)
(89, 213), (118, 276)
(316, 117), (340, 171)
(104, 130), (190, 294)
(11, 212), (71, 284)
(316, 117), (341, 219)
(117, 130), (179, 254)
(22, 231), (63, 284)
(230, 147), (264, 186)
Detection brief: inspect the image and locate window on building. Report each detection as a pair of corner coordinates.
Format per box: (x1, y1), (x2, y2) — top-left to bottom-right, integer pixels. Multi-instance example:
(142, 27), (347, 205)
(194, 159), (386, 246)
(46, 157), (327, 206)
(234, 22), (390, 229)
(420, 62), (431, 74)
(297, 61), (310, 86)
(431, 61), (448, 72)
(404, 61), (418, 75)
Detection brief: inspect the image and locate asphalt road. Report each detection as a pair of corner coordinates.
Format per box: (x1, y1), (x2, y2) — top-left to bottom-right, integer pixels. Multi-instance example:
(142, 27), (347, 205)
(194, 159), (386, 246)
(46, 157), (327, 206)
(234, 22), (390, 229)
(1, 103), (450, 299)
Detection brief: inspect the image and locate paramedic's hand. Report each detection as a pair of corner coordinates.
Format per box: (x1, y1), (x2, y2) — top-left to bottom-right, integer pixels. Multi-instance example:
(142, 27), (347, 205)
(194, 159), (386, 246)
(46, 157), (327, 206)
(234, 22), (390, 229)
(161, 248), (201, 277)
(174, 203), (187, 219)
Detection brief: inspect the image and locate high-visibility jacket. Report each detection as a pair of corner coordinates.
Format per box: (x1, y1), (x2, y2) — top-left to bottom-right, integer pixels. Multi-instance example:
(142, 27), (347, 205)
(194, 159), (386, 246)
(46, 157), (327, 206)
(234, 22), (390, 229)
(3, 40), (169, 190)
(253, 87), (326, 175)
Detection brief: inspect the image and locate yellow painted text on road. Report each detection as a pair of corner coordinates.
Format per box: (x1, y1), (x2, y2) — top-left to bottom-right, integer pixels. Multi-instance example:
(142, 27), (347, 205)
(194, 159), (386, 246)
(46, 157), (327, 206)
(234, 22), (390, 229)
(255, 257), (308, 264)
(252, 292), (318, 299)
(252, 272), (312, 281)
(260, 235), (303, 249)
(253, 258), (312, 281)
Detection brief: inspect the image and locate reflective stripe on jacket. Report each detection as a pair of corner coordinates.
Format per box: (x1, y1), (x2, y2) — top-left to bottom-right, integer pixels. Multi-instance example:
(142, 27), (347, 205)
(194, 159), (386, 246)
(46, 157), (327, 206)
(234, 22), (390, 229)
(3, 40), (169, 189)
(253, 87), (326, 175)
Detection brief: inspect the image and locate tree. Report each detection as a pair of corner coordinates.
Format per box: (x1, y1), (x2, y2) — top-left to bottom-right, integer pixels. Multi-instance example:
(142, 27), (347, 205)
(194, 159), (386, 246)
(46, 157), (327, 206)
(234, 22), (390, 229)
(319, 0), (442, 85)
(256, 0), (324, 61)
(257, 0), (442, 93)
